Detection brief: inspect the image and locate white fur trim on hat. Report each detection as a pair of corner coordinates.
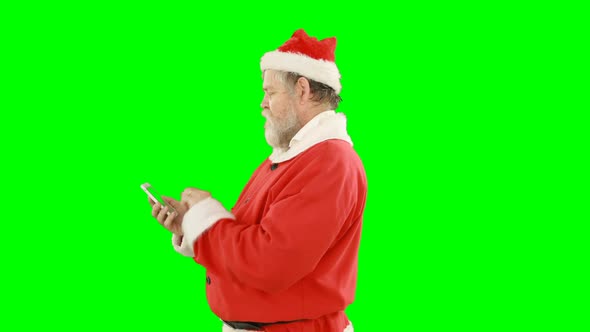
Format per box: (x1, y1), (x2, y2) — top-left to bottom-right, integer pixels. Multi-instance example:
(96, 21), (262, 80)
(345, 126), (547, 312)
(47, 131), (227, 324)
(261, 51), (342, 94)
(172, 197), (235, 256)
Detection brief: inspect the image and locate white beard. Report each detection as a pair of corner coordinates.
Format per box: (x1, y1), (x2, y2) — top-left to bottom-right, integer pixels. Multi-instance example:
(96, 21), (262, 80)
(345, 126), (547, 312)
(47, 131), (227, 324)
(263, 105), (301, 150)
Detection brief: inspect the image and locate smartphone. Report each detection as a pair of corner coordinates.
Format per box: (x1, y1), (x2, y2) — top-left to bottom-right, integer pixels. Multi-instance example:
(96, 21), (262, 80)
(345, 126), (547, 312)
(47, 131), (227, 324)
(141, 183), (176, 216)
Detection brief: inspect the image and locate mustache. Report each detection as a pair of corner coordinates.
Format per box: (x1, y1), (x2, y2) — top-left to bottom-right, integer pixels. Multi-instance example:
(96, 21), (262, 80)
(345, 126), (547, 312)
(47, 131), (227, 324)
(262, 110), (274, 125)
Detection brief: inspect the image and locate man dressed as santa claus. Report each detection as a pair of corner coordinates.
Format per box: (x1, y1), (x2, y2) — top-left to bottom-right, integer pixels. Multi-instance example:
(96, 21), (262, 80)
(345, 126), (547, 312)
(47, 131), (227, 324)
(149, 29), (367, 332)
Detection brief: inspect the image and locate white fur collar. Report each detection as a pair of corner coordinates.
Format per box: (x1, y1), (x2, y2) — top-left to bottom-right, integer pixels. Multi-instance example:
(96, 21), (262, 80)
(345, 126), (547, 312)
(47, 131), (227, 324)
(269, 111), (353, 163)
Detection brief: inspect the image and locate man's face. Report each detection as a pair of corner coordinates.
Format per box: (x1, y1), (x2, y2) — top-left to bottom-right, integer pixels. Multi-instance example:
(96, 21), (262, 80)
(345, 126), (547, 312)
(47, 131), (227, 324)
(261, 70), (301, 149)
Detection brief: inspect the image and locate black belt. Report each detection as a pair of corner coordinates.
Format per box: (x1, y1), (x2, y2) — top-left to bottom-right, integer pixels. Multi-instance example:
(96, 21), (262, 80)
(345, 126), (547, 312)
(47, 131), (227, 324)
(223, 320), (303, 330)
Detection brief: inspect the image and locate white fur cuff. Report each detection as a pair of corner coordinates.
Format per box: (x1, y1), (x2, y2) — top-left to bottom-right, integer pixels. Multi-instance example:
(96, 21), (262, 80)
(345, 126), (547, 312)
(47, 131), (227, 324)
(344, 321), (354, 332)
(172, 197), (235, 256)
(172, 234), (194, 257)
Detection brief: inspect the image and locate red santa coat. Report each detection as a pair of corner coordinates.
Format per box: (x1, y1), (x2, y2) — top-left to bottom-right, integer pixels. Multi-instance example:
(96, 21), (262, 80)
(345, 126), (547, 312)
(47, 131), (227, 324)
(173, 111), (367, 332)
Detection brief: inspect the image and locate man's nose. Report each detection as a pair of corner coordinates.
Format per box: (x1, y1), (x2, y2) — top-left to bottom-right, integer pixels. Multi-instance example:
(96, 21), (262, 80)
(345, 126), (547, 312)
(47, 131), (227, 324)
(261, 94), (269, 109)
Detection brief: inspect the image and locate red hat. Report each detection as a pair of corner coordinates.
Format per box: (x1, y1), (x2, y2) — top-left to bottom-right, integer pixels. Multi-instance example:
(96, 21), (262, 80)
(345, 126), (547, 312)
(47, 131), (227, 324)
(260, 29), (342, 94)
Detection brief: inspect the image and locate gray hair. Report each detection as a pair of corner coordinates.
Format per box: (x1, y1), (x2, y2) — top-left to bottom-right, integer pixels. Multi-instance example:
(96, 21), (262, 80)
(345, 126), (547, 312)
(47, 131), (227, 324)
(272, 71), (342, 109)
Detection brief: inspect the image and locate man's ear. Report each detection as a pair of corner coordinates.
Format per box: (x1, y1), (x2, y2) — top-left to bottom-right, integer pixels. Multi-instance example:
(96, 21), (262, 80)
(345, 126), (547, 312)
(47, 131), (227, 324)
(296, 77), (312, 104)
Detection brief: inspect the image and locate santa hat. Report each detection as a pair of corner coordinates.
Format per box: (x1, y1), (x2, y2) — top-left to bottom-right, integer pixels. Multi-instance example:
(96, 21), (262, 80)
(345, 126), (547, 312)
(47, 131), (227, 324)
(260, 29), (341, 94)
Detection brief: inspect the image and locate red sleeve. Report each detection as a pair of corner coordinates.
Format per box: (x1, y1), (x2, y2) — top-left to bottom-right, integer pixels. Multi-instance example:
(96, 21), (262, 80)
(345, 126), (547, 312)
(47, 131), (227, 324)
(192, 152), (358, 294)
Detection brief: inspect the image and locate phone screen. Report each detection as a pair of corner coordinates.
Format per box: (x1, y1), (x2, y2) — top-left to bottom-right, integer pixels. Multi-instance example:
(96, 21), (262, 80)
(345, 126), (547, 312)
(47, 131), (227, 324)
(146, 186), (166, 205)
(141, 183), (176, 214)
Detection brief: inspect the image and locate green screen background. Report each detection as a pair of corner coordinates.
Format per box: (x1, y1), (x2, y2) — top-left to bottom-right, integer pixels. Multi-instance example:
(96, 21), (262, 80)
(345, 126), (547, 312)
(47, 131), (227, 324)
(1, 2), (584, 331)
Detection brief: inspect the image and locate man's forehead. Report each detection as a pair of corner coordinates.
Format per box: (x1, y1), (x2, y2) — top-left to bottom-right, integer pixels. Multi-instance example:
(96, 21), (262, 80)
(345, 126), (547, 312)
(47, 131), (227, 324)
(262, 71), (277, 90)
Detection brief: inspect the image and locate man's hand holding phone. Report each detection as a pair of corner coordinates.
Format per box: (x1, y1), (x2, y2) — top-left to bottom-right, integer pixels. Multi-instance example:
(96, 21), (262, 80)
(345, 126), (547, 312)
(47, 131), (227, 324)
(142, 183), (189, 236)
(149, 196), (188, 236)
(142, 183), (212, 237)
